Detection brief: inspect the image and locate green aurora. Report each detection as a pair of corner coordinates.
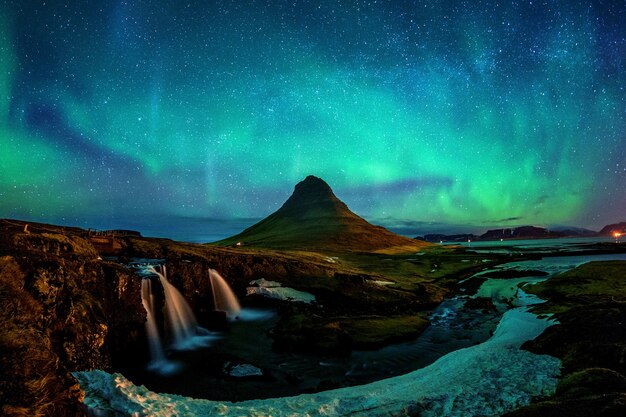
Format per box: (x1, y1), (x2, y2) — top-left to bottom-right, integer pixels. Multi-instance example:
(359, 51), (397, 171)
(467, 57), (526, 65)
(0, 1), (624, 237)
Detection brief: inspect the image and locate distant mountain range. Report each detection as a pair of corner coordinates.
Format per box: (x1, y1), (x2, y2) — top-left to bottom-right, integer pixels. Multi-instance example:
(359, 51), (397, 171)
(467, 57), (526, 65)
(598, 222), (626, 236)
(215, 175), (429, 252)
(417, 222), (625, 243)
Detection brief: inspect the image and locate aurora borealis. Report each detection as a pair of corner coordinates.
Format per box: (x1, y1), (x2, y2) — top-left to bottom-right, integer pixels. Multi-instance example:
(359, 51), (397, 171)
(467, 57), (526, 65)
(1, 1), (624, 238)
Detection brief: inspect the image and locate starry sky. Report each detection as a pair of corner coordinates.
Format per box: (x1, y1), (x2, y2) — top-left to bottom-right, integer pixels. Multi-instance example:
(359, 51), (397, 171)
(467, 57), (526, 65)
(1, 0), (624, 239)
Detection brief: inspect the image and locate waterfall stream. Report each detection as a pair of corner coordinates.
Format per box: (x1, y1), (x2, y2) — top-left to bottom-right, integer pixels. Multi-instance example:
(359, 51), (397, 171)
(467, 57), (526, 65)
(138, 265), (217, 374)
(209, 268), (241, 319)
(140, 278), (166, 368)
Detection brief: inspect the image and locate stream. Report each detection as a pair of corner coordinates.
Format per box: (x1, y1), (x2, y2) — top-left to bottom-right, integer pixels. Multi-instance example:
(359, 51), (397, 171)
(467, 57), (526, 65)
(117, 252), (626, 401)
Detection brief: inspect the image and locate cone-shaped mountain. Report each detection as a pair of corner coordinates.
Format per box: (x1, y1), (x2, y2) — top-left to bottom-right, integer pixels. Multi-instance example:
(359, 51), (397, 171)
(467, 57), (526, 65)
(215, 176), (429, 252)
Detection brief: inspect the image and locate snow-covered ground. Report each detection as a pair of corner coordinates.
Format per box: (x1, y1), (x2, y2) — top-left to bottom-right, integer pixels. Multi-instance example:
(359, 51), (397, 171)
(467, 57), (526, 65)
(73, 308), (560, 417)
(246, 278), (316, 304)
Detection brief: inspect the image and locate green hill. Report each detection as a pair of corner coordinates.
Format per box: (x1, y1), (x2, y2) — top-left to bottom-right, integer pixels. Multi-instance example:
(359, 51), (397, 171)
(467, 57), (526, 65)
(214, 176), (430, 252)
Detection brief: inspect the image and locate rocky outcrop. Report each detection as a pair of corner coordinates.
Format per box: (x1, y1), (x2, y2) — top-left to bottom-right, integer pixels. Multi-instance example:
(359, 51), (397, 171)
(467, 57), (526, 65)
(0, 221), (145, 416)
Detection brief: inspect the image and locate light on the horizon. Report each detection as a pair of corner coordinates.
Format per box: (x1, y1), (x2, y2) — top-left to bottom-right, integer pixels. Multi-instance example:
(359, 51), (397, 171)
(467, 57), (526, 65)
(614, 232), (622, 243)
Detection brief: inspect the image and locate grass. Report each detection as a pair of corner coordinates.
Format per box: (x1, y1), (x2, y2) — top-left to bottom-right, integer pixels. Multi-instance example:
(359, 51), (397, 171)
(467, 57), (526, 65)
(273, 313), (429, 354)
(340, 314), (429, 347)
(526, 261), (626, 314)
(336, 248), (506, 292)
(506, 261), (626, 417)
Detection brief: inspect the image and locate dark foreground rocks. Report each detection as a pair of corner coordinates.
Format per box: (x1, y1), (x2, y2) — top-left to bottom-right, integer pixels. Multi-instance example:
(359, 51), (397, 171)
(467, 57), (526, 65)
(0, 221), (145, 416)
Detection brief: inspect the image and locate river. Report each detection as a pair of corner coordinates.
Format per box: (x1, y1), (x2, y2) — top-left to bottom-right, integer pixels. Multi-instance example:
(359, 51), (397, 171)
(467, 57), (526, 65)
(115, 251), (626, 402)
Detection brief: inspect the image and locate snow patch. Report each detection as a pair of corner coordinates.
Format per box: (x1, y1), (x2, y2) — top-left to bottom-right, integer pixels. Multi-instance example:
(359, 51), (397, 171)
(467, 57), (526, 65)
(474, 276), (549, 307)
(246, 279), (316, 304)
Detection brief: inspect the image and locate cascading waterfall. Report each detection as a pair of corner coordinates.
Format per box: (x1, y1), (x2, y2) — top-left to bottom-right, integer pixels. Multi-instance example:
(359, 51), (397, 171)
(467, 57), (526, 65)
(141, 278), (166, 367)
(208, 268), (241, 319)
(138, 264), (240, 373)
(148, 265), (213, 351)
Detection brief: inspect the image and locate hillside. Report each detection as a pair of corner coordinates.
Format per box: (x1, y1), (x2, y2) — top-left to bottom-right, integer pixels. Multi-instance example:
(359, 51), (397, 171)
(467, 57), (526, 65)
(598, 222), (626, 236)
(214, 176), (430, 252)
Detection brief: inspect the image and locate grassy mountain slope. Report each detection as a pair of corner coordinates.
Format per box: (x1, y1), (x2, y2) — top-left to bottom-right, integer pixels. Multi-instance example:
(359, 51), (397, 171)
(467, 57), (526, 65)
(214, 176), (429, 252)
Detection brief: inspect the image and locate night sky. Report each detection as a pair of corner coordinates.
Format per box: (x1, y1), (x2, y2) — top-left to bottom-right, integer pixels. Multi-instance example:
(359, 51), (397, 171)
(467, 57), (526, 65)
(1, 1), (624, 239)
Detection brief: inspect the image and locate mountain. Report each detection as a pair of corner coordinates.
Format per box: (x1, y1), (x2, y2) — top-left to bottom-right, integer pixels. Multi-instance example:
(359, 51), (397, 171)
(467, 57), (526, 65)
(418, 233), (478, 243)
(548, 225), (596, 237)
(480, 226), (562, 240)
(598, 222), (626, 236)
(421, 225), (598, 242)
(214, 175), (429, 252)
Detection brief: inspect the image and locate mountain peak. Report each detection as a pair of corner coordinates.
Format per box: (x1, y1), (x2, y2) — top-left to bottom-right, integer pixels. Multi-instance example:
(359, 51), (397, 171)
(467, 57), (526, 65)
(296, 175), (330, 190)
(215, 176), (430, 252)
(284, 175), (338, 208)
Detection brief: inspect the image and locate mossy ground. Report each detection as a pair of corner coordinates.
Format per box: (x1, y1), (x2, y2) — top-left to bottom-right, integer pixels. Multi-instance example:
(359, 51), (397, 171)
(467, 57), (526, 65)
(526, 261), (626, 314)
(505, 261), (626, 417)
(273, 313), (429, 354)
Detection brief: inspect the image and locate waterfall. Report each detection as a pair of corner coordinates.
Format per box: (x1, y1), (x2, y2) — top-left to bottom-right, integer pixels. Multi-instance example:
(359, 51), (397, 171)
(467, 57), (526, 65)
(209, 268), (241, 319)
(141, 278), (166, 366)
(148, 265), (209, 350)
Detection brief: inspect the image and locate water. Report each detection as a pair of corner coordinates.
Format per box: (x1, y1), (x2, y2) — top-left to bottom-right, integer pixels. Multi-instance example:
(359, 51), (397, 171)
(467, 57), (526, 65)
(125, 251), (626, 400)
(208, 269), (241, 319)
(128, 258), (165, 276)
(199, 251), (626, 397)
(444, 236), (615, 248)
(444, 236), (617, 254)
(142, 266), (218, 364)
(141, 279), (166, 367)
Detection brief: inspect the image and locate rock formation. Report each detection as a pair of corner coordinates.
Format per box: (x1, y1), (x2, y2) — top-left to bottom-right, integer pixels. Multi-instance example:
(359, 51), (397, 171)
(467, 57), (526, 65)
(0, 220), (145, 416)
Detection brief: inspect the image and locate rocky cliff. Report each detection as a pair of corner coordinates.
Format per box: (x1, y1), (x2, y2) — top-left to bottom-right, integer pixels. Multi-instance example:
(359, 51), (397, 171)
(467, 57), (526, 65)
(0, 220), (145, 416)
(0, 217), (495, 415)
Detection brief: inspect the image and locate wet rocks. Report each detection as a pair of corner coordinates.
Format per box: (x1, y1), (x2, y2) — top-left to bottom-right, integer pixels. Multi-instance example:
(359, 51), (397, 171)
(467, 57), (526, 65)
(223, 362), (264, 378)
